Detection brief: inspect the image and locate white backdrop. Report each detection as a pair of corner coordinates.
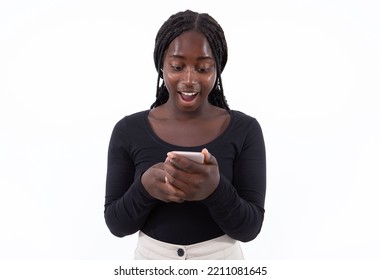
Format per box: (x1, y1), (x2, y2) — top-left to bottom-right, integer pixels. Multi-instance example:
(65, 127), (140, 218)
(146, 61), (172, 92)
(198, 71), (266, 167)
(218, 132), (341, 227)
(1, 0), (379, 261)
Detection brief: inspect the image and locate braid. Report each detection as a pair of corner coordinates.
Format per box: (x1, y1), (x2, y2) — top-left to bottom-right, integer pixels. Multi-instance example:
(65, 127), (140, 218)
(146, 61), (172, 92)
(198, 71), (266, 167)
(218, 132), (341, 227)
(151, 10), (230, 110)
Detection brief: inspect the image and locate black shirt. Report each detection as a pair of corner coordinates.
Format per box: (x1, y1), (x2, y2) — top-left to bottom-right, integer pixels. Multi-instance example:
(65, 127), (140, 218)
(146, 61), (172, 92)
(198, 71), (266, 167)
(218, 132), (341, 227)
(104, 110), (266, 245)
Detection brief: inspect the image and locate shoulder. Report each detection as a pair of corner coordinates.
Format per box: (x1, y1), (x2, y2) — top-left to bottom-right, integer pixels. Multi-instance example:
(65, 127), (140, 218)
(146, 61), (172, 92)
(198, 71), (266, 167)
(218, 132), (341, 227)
(230, 110), (261, 128)
(110, 110), (149, 141)
(119, 110), (148, 123)
(114, 110), (148, 129)
(228, 111), (265, 150)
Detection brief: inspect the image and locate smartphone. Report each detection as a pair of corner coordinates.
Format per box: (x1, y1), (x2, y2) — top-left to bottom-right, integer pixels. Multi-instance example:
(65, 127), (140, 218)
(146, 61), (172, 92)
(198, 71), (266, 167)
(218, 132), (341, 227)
(171, 151), (204, 163)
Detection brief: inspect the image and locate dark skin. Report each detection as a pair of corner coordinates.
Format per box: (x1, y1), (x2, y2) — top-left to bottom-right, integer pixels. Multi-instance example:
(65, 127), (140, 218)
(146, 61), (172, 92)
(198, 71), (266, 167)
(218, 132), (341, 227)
(141, 31), (230, 203)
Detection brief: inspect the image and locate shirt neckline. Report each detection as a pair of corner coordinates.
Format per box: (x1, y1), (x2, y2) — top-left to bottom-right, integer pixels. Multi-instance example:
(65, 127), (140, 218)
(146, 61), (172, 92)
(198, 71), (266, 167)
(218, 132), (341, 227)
(143, 109), (235, 150)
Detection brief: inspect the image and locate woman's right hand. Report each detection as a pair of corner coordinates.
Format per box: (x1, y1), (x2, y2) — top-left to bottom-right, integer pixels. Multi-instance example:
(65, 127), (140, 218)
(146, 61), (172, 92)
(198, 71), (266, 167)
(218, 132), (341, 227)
(141, 163), (186, 203)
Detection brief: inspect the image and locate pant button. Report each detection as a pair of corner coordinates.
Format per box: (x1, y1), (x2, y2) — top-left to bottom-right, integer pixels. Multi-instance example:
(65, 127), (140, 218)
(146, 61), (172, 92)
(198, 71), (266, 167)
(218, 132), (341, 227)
(177, 248), (185, 257)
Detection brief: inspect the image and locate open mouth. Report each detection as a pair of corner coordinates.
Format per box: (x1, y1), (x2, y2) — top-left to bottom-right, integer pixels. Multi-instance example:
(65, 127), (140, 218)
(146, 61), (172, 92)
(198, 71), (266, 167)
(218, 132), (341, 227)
(178, 91), (199, 102)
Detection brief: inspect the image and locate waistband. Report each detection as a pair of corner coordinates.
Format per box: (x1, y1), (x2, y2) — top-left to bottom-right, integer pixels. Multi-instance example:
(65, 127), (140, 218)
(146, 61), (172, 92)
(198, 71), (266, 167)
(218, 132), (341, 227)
(135, 232), (244, 260)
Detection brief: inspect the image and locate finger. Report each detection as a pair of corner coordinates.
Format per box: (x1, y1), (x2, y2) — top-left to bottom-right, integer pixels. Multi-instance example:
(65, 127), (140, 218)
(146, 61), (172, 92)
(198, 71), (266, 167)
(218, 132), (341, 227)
(165, 182), (187, 202)
(201, 148), (217, 165)
(154, 162), (166, 168)
(166, 153), (203, 173)
(164, 160), (196, 187)
(164, 170), (189, 191)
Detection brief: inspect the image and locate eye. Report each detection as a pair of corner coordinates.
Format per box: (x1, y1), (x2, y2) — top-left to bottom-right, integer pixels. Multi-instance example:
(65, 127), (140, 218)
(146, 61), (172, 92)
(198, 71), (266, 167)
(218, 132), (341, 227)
(196, 65), (214, 73)
(170, 64), (184, 72)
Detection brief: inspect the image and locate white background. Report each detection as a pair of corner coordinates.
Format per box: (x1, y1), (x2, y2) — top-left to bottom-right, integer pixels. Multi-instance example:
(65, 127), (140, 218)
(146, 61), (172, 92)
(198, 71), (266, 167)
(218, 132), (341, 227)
(1, 0), (379, 261)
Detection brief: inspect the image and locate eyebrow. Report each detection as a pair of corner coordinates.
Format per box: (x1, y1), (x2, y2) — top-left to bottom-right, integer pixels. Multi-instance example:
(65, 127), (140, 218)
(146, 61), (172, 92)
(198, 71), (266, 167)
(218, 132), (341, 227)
(168, 54), (214, 60)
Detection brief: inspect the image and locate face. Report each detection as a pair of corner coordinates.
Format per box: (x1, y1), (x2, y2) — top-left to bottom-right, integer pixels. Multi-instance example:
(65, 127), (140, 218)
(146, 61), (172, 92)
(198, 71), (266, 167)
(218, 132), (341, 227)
(162, 31), (217, 113)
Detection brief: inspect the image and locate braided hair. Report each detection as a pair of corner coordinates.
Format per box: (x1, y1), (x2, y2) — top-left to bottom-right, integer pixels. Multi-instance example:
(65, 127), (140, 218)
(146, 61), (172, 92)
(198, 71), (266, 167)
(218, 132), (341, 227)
(151, 10), (230, 110)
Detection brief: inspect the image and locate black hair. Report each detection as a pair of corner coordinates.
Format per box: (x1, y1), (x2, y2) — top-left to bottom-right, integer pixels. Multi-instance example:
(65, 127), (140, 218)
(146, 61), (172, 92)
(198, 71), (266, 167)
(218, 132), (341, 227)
(150, 10), (230, 110)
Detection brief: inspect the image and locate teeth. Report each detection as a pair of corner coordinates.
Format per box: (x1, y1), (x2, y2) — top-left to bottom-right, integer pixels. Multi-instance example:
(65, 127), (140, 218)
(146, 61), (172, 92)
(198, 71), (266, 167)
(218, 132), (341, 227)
(181, 92), (197, 96)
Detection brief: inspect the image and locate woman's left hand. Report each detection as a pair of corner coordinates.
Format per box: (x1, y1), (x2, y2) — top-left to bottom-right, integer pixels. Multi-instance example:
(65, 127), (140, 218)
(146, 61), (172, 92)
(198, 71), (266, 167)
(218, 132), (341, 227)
(164, 148), (220, 201)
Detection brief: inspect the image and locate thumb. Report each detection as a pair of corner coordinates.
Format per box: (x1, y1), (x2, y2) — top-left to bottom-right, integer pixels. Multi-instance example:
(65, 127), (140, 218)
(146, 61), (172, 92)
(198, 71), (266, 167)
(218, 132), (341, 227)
(201, 148), (217, 165)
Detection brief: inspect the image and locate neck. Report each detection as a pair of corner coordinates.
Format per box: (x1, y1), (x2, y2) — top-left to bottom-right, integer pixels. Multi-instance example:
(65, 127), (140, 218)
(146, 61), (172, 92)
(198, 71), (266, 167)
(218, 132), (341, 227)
(154, 102), (216, 121)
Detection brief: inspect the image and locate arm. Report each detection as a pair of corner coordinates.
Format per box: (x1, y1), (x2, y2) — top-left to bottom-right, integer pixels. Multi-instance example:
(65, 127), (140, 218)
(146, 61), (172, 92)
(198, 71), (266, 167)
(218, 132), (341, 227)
(202, 119), (266, 242)
(104, 122), (158, 237)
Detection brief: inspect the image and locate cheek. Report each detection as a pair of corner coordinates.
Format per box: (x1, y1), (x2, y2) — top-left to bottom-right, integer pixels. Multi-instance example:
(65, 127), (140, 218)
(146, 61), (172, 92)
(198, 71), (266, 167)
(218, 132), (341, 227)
(206, 72), (217, 90)
(163, 72), (176, 89)
(163, 72), (182, 97)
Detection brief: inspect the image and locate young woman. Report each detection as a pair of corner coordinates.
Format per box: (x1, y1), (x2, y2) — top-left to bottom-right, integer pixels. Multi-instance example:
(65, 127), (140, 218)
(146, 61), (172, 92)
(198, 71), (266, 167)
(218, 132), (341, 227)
(104, 10), (266, 260)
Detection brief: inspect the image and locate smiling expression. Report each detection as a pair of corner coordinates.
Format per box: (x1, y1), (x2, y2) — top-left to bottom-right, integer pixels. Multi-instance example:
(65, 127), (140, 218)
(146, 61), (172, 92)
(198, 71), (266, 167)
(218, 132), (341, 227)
(162, 31), (217, 112)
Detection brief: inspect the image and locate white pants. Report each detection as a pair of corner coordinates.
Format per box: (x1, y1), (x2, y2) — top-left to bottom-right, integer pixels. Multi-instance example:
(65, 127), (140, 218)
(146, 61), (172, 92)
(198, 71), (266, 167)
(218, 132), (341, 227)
(134, 232), (244, 260)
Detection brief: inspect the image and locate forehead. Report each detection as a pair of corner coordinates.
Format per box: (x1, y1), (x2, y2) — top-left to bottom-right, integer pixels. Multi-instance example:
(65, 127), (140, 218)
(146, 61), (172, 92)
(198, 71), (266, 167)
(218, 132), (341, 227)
(166, 30), (214, 58)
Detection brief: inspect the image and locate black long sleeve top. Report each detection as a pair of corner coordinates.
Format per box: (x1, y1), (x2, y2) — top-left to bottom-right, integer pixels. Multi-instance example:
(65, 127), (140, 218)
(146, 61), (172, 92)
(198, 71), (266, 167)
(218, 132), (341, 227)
(104, 110), (266, 245)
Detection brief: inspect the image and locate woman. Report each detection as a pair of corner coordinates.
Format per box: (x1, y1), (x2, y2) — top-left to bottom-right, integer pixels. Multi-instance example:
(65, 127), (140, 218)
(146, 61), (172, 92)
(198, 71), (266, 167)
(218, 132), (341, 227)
(104, 10), (266, 260)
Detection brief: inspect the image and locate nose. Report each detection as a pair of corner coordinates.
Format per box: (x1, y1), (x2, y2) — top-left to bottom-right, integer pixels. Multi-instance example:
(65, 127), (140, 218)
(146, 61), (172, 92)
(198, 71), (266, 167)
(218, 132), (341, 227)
(183, 68), (197, 84)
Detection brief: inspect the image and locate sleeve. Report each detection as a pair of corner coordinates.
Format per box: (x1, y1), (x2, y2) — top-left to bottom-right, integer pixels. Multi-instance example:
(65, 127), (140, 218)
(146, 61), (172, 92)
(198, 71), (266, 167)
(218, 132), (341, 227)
(202, 118), (266, 242)
(104, 121), (158, 237)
